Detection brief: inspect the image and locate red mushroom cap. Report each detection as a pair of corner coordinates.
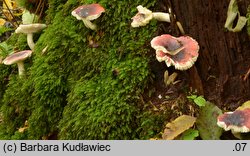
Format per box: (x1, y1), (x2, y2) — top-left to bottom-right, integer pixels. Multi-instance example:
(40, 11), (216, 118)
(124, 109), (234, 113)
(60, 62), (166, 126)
(71, 4), (105, 21)
(217, 108), (250, 133)
(151, 34), (199, 70)
(3, 50), (32, 65)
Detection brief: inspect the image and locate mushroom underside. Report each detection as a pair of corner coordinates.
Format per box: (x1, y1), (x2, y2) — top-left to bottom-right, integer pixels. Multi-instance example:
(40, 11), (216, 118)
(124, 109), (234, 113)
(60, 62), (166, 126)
(156, 50), (198, 70)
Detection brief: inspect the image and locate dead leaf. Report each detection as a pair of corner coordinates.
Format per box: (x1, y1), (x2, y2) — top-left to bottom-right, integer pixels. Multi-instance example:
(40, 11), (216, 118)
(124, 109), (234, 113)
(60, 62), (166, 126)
(18, 127), (27, 133)
(18, 120), (28, 133)
(196, 102), (223, 140)
(42, 136), (48, 140)
(0, 18), (6, 26)
(149, 138), (159, 140)
(3, 0), (13, 10)
(236, 100), (250, 111)
(162, 115), (196, 140)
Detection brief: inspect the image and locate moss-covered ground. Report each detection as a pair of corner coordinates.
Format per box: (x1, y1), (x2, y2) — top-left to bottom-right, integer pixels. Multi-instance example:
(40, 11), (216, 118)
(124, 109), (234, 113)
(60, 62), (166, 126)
(0, 0), (171, 139)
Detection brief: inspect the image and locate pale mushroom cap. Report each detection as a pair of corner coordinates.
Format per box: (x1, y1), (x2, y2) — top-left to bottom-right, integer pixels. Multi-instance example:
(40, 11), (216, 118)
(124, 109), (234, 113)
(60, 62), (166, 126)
(71, 4), (105, 21)
(217, 108), (250, 133)
(151, 34), (199, 70)
(15, 23), (47, 34)
(3, 50), (32, 65)
(131, 5), (153, 27)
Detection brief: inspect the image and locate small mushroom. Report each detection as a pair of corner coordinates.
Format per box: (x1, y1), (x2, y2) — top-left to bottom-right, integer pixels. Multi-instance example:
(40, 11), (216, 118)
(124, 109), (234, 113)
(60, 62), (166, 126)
(15, 23), (47, 51)
(71, 4), (105, 30)
(217, 108), (250, 133)
(151, 34), (199, 70)
(131, 5), (170, 27)
(3, 50), (32, 77)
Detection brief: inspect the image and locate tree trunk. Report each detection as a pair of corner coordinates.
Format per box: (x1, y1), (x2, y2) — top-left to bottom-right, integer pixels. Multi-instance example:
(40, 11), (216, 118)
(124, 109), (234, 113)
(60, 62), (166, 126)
(162, 0), (250, 110)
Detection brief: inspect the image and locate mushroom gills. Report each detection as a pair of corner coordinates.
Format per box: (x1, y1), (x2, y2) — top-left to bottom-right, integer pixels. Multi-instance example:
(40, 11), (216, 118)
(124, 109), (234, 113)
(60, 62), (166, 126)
(166, 46), (185, 55)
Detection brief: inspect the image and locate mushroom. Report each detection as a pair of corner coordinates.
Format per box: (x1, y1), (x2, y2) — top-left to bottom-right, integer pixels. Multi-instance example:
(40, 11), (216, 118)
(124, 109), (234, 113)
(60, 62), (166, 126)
(15, 23), (47, 51)
(3, 50), (32, 77)
(131, 5), (170, 27)
(217, 108), (250, 133)
(71, 4), (105, 30)
(151, 34), (199, 70)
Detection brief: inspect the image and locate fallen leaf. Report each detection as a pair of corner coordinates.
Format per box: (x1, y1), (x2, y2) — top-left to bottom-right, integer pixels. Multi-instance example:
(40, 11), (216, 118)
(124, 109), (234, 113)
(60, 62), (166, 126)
(0, 18), (6, 26)
(18, 127), (27, 133)
(196, 102), (223, 140)
(236, 100), (250, 111)
(193, 96), (206, 107)
(3, 0), (13, 10)
(149, 138), (159, 140)
(18, 120), (28, 133)
(179, 129), (199, 140)
(162, 115), (196, 140)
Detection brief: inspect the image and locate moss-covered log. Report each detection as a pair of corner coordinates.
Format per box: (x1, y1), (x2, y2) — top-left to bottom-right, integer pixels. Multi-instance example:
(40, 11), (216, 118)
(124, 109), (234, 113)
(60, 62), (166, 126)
(0, 0), (166, 139)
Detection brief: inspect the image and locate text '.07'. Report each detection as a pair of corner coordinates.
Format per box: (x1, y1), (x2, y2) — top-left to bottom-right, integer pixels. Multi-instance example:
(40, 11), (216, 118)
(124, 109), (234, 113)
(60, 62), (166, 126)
(232, 143), (247, 152)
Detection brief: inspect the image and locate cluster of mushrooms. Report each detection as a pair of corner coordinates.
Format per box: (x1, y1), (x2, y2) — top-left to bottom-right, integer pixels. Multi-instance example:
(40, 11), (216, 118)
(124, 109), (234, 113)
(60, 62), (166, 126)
(2, 23), (47, 77)
(131, 5), (199, 70)
(1, 3), (249, 136)
(72, 4), (200, 71)
(2, 3), (200, 77)
(131, 5), (250, 135)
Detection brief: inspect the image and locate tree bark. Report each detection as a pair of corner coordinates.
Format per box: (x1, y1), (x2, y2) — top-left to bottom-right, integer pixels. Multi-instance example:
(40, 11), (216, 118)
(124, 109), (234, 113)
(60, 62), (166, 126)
(161, 0), (250, 109)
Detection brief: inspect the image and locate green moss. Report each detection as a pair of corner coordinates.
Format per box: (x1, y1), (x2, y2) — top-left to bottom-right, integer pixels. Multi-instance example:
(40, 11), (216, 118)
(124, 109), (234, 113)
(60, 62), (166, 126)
(0, 76), (33, 139)
(59, 57), (151, 139)
(0, 0), (166, 139)
(0, 32), (35, 139)
(16, 0), (35, 11)
(0, 65), (11, 110)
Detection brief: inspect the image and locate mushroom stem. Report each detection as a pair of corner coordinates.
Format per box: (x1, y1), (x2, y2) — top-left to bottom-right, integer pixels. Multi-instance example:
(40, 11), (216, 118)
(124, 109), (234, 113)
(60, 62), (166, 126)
(152, 12), (170, 22)
(17, 61), (25, 77)
(176, 21), (185, 35)
(27, 33), (35, 51)
(82, 19), (96, 30)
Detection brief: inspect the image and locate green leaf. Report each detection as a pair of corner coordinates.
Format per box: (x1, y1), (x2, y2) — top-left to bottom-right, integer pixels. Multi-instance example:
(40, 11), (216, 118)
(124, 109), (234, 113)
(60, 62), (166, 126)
(0, 26), (12, 36)
(224, 0), (247, 32)
(193, 96), (206, 107)
(187, 95), (206, 107)
(22, 10), (39, 24)
(0, 42), (13, 57)
(180, 129), (199, 140)
(187, 95), (197, 100)
(196, 102), (223, 140)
